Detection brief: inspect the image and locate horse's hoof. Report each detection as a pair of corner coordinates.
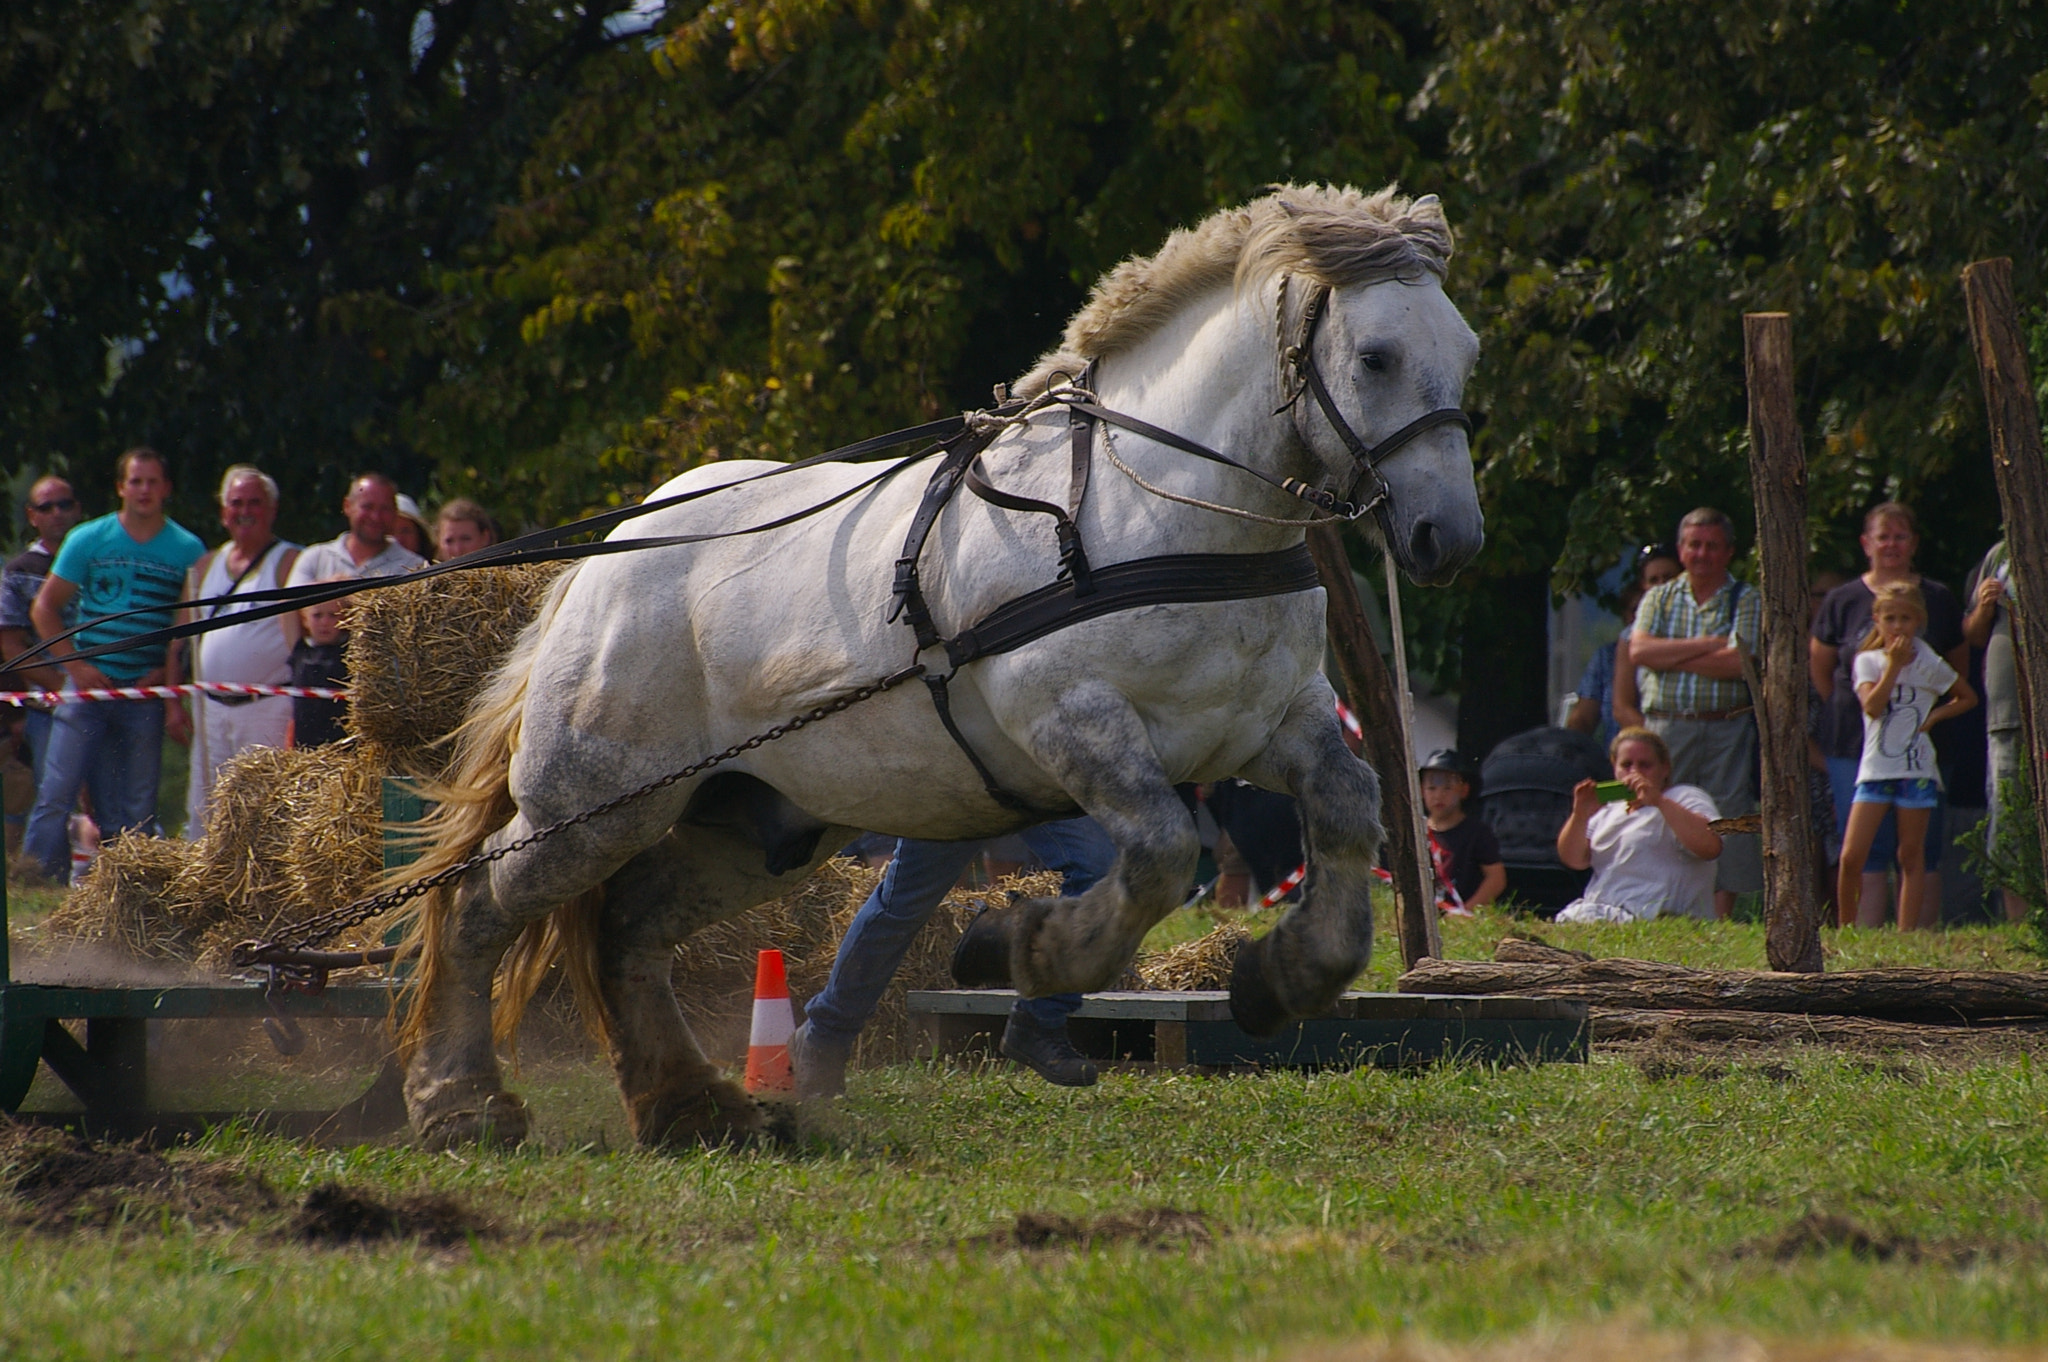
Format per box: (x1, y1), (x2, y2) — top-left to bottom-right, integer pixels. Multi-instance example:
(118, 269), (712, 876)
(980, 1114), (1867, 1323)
(415, 1091), (530, 1151)
(1228, 936), (1291, 1039)
(632, 1078), (765, 1149)
(950, 903), (1016, 989)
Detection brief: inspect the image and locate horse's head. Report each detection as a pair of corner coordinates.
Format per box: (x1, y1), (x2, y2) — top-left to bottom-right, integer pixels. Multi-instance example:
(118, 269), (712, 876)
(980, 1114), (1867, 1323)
(1289, 274), (1483, 585)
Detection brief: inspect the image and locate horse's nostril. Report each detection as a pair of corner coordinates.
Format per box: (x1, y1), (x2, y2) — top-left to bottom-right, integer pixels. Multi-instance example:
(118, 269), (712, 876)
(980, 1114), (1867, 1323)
(1409, 520), (1441, 573)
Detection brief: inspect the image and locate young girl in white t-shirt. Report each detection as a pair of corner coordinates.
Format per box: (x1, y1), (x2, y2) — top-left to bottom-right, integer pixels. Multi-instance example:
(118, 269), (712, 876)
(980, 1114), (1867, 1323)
(1838, 582), (1976, 931)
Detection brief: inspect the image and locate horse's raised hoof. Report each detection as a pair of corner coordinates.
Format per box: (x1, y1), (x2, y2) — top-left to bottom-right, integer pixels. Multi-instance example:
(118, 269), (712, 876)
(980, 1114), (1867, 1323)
(414, 1091), (531, 1151)
(950, 901), (1017, 989)
(630, 1077), (766, 1149)
(1228, 935), (1291, 1039)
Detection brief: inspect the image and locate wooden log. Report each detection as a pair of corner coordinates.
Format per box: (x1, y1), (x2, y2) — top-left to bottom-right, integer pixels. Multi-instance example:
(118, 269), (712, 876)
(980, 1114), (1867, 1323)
(1591, 1008), (2048, 1048)
(1742, 313), (1822, 972)
(1305, 524), (1440, 965)
(1962, 259), (2048, 898)
(1398, 955), (2048, 1021)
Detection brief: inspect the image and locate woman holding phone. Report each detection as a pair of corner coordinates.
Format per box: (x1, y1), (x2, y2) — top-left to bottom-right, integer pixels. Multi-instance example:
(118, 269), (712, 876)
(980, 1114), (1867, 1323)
(1554, 727), (1725, 923)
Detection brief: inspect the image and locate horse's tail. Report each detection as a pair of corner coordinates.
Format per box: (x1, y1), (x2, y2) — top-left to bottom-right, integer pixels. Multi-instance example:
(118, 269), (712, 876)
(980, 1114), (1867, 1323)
(391, 567), (612, 1062)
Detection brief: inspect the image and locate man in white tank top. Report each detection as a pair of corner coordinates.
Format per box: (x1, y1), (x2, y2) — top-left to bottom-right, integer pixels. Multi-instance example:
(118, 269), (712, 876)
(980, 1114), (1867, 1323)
(168, 466), (300, 836)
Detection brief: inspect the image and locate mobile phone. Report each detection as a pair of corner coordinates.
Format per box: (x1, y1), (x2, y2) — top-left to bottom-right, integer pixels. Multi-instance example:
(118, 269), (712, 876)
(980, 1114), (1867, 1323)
(1594, 779), (1632, 803)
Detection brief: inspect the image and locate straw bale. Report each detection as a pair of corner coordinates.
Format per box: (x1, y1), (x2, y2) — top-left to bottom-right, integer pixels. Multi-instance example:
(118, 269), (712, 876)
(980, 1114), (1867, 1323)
(343, 563), (568, 775)
(42, 742), (386, 973)
(1135, 922), (1249, 991)
(42, 833), (203, 961)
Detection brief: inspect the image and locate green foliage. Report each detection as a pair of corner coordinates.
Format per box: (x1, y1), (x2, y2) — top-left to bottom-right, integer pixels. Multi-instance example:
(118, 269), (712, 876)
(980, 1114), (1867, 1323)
(387, 0), (1440, 526)
(1960, 769), (2046, 946)
(1426, 0), (2046, 593)
(1, 0), (638, 535)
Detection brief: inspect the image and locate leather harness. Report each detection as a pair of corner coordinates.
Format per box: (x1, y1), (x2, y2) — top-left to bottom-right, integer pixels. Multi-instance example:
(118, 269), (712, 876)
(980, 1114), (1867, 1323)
(888, 284), (1473, 812)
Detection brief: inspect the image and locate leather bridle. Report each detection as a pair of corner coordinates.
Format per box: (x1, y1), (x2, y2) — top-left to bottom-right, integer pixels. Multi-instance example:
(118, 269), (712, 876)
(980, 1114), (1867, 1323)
(1281, 279), (1474, 529)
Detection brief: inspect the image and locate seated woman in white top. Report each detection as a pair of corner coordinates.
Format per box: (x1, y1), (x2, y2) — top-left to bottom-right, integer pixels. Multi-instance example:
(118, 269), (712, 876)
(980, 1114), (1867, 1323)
(1554, 726), (1724, 923)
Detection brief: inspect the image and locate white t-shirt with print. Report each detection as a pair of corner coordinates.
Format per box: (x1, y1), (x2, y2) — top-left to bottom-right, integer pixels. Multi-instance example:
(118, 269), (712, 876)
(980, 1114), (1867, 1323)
(1568, 783), (1722, 922)
(1851, 639), (1957, 784)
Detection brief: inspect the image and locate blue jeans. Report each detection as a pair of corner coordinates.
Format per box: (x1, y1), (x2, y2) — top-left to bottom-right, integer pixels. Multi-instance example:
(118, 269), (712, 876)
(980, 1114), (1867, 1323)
(23, 707), (52, 786)
(23, 697), (165, 880)
(804, 817), (1118, 1041)
(1827, 756), (1945, 873)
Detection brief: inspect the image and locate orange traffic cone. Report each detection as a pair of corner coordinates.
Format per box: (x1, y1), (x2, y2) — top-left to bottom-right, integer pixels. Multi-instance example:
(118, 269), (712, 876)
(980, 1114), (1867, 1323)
(743, 949), (796, 1097)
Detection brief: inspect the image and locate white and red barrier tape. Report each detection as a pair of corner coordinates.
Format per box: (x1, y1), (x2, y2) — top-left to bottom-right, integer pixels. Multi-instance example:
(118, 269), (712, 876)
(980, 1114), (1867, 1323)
(0, 681), (347, 707)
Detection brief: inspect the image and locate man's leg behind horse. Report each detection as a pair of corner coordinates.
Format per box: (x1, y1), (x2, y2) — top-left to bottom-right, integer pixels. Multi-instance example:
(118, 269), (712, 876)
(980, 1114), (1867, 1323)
(792, 837), (981, 1098)
(1226, 682), (1383, 1037)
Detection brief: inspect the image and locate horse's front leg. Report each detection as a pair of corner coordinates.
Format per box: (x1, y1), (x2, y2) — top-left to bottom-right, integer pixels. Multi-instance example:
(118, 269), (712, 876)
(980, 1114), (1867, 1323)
(1226, 679), (1384, 1036)
(951, 686), (1199, 996)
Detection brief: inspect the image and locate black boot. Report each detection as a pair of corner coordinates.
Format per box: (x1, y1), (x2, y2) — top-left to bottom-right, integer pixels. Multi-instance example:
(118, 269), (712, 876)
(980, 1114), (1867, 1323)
(1000, 1011), (1098, 1088)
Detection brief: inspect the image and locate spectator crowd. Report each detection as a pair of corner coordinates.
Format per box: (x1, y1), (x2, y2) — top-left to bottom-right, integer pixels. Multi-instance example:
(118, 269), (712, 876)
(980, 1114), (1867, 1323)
(0, 445), (2025, 936)
(1562, 500), (2018, 928)
(0, 452), (502, 883)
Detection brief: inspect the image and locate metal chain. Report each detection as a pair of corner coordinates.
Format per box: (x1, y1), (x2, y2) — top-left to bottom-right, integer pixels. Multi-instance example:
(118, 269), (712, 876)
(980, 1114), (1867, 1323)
(235, 664), (928, 962)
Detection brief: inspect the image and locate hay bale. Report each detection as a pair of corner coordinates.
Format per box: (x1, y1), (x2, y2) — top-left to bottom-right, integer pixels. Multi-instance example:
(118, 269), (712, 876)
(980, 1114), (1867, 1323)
(343, 563), (568, 774)
(184, 742), (384, 970)
(42, 742), (386, 972)
(42, 833), (202, 961)
(1135, 922), (1249, 991)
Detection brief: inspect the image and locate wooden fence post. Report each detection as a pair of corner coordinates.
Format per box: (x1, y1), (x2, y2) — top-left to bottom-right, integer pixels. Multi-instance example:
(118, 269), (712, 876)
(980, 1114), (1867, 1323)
(1961, 259), (2048, 897)
(1306, 524), (1441, 966)
(1742, 313), (1823, 972)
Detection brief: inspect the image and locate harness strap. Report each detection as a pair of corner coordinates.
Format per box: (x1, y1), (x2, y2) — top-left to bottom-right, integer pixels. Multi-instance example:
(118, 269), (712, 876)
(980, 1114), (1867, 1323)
(943, 545), (1321, 670)
(890, 440), (988, 651)
(962, 456), (1095, 596)
(920, 671), (1065, 816)
(1063, 400), (1362, 520)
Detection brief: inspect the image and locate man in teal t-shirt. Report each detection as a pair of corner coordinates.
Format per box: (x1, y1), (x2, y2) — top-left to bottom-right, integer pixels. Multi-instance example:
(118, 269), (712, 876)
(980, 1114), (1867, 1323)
(22, 448), (204, 881)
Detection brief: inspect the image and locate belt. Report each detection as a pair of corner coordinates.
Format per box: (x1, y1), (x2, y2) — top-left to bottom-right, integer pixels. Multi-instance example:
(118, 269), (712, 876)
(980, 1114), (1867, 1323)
(1645, 706), (1753, 722)
(205, 690), (265, 707)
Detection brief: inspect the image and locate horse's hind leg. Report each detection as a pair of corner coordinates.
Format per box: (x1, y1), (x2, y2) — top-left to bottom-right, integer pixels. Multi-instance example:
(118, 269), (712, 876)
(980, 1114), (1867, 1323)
(403, 859), (545, 1151)
(594, 824), (842, 1148)
(1226, 679), (1383, 1036)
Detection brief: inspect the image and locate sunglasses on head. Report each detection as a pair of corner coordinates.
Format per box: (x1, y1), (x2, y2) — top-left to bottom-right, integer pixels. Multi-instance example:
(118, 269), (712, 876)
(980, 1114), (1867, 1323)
(30, 498), (77, 514)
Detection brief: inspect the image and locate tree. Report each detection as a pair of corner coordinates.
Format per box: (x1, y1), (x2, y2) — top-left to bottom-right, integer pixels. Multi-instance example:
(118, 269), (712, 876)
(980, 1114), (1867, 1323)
(1, 0), (640, 535)
(392, 0), (1444, 525)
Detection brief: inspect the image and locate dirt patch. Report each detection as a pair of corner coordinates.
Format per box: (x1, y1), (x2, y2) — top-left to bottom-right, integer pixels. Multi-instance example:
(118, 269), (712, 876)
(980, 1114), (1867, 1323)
(0, 1118), (275, 1232)
(288, 1182), (493, 1247)
(1749, 1211), (1915, 1262)
(979, 1206), (1214, 1250)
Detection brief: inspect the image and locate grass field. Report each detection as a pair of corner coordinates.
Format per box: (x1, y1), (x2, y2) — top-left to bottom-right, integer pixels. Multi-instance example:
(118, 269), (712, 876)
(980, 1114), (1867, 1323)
(7, 902), (2048, 1360)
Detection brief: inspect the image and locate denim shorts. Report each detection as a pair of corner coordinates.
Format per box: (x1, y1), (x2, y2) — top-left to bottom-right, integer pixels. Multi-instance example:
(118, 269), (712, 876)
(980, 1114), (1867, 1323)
(1852, 777), (1941, 811)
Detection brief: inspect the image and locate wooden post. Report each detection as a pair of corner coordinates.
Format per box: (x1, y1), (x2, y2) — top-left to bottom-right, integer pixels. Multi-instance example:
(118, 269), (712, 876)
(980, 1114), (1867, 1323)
(1742, 313), (1822, 972)
(1305, 524), (1441, 966)
(1962, 259), (2048, 895)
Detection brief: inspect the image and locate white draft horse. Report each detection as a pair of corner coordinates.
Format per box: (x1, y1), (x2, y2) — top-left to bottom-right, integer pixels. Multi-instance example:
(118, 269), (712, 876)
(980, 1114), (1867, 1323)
(394, 185), (1483, 1148)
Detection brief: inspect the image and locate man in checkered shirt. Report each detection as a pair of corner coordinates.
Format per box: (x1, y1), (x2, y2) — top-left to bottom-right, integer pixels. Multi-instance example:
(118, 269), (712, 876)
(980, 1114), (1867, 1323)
(1624, 506), (1764, 919)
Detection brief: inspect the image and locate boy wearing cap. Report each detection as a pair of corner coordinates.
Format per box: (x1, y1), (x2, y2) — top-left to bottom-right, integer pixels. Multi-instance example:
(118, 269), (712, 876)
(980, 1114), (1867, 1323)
(1419, 750), (1505, 913)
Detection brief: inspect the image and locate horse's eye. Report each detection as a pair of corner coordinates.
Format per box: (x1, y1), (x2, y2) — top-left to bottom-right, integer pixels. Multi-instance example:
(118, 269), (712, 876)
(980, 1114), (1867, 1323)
(1360, 352), (1387, 373)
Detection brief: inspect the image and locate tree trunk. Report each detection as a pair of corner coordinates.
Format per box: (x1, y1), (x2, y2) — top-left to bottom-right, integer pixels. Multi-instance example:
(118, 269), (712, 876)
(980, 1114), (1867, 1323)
(1961, 259), (2048, 901)
(1397, 955), (2048, 1021)
(1590, 1009), (2048, 1047)
(1305, 524), (1440, 965)
(1742, 313), (1822, 971)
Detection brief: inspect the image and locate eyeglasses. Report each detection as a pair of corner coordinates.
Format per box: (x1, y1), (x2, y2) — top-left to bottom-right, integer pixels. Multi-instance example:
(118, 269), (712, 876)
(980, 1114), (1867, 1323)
(30, 498), (77, 514)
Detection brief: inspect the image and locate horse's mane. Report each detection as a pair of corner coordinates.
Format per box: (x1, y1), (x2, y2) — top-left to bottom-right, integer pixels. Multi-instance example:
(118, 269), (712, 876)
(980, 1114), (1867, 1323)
(1016, 183), (1453, 396)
